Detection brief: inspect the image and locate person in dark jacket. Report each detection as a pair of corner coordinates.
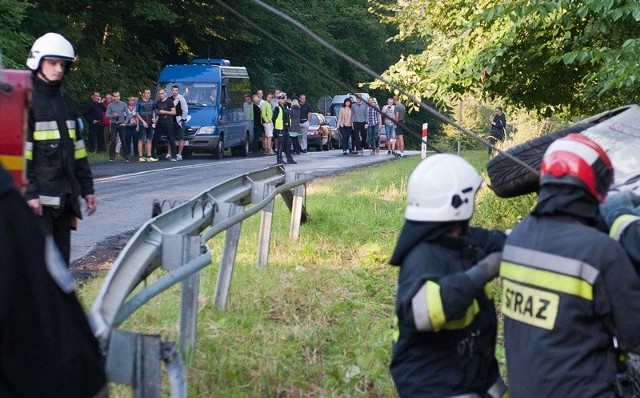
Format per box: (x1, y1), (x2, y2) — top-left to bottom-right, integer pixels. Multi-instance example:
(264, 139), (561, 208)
(500, 134), (640, 398)
(82, 90), (105, 153)
(599, 190), (640, 267)
(389, 154), (507, 397)
(272, 92), (296, 165)
(0, 165), (107, 397)
(25, 32), (97, 265)
(488, 106), (506, 155)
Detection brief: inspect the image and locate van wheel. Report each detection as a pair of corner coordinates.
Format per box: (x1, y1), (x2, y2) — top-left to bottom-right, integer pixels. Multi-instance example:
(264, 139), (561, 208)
(231, 133), (250, 157)
(212, 140), (224, 159)
(486, 123), (596, 198)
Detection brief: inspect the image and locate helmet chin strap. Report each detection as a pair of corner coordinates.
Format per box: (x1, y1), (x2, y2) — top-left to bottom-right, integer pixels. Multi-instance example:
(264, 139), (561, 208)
(36, 68), (64, 84)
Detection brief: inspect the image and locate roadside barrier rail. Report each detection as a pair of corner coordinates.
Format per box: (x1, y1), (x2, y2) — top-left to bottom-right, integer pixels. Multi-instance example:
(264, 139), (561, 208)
(88, 165), (309, 397)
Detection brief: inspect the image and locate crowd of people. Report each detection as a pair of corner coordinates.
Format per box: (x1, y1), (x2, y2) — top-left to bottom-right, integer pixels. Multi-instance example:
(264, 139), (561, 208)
(83, 85), (413, 165)
(83, 85), (187, 162)
(336, 95), (406, 157)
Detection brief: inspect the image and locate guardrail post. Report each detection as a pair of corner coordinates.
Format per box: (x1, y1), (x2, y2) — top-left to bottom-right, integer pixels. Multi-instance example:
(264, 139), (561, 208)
(289, 182), (305, 241)
(213, 203), (244, 311)
(179, 235), (202, 363)
(257, 184), (275, 268)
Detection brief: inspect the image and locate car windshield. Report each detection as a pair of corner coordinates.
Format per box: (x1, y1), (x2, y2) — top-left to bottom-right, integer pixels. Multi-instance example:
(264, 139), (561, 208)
(157, 82), (218, 107)
(326, 116), (337, 127)
(584, 127), (640, 187)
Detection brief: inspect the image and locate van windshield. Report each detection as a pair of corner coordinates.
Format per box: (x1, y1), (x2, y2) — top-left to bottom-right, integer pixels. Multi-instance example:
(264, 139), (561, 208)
(157, 83), (219, 107)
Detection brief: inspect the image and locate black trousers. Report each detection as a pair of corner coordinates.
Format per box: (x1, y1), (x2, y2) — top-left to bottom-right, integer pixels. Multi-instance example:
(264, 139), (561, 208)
(40, 205), (73, 265)
(275, 128), (294, 162)
(153, 121), (177, 159)
(87, 121), (105, 152)
(353, 122), (367, 149)
(109, 124), (128, 160)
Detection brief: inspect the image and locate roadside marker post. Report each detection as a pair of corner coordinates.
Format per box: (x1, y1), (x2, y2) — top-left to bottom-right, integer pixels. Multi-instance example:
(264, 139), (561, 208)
(421, 123), (428, 159)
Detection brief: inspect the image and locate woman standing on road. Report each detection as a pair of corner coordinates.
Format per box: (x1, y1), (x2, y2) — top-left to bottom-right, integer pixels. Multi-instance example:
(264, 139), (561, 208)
(289, 99), (302, 154)
(338, 98), (354, 155)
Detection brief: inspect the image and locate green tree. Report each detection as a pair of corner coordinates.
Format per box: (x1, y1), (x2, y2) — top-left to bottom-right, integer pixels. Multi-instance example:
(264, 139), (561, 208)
(0, 0), (33, 69)
(369, 0), (640, 115)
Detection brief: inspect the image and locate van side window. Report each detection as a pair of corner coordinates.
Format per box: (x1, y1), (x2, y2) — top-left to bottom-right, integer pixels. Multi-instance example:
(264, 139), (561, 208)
(227, 78), (250, 109)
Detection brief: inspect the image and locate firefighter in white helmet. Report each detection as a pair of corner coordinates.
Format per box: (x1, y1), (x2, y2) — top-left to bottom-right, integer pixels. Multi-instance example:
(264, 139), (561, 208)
(500, 134), (640, 397)
(24, 32), (98, 264)
(0, 39), (106, 397)
(389, 154), (508, 397)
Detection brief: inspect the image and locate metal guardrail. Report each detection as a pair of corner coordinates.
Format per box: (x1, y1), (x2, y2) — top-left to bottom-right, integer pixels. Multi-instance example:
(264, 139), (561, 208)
(88, 165), (309, 397)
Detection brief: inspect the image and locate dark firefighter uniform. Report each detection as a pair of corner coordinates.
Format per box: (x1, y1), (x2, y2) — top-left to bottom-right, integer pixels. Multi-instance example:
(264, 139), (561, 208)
(390, 221), (507, 397)
(0, 166), (106, 397)
(610, 214), (640, 266)
(25, 76), (94, 263)
(501, 194), (640, 397)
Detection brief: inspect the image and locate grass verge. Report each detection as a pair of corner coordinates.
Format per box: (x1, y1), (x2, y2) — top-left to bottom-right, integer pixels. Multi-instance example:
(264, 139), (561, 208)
(78, 150), (533, 397)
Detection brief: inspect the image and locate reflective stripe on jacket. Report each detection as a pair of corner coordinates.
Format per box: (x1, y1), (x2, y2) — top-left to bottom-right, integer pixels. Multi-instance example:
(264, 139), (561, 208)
(391, 227), (506, 397)
(500, 214), (640, 398)
(25, 76), (94, 216)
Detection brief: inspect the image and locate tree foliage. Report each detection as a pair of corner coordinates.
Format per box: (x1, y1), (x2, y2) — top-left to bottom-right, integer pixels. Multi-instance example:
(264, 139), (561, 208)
(369, 0), (640, 115)
(2, 0), (415, 109)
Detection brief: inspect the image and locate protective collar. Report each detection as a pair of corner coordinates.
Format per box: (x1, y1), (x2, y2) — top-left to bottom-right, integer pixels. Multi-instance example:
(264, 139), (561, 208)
(533, 184), (606, 230)
(389, 220), (468, 266)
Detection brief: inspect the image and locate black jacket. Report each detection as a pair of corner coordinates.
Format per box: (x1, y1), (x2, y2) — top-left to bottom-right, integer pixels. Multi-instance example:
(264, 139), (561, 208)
(26, 76), (94, 217)
(390, 221), (506, 397)
(490, 113), (506, 140)
(501, 186), (640, 397)
(82, 99), (103, 124)
(0, 167), (106, 397)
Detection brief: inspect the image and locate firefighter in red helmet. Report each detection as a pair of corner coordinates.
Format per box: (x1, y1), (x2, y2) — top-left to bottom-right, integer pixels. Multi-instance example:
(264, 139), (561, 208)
(500, 134), (640, 397)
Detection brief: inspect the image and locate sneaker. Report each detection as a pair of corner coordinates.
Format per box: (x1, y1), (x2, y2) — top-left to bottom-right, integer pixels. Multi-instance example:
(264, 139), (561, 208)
(139, 157), (146, 162)
(124, 158), (130, 163)
(176, 154), (183, 161)
(166, 154), (171, 159)
(287, 159), (297, 164)
(109, 158), (115, 162)
(170, 157), (177, 162)
(370, 150), (375, 155)
(343, 151), (348, 155)
(147, 156), (158, 162)
(387, 150), (391, 155)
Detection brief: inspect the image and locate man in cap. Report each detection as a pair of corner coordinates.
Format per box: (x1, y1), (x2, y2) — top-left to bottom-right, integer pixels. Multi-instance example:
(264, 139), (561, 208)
(272, 92), (296, 165)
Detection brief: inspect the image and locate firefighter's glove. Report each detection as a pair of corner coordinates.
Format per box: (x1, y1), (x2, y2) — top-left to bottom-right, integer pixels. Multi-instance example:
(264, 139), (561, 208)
(465, 252), (502, 287)
(599, 191), (640, 228)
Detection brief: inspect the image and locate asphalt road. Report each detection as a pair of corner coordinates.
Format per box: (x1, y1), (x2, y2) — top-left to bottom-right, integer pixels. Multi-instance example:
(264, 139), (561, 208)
(71, 149), (417, 263)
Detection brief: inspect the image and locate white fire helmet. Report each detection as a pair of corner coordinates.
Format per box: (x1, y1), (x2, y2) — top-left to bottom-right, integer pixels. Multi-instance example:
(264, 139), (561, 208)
(405, 154), (483, 222)
(26, 32), (75, 71)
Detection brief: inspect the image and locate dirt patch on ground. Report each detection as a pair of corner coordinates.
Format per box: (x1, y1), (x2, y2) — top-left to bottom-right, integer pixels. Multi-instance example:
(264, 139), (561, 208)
(70, 230), (136, 282)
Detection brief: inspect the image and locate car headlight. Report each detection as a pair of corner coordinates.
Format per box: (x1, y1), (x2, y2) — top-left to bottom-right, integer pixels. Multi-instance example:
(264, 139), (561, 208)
(196, 126), (217, 135)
